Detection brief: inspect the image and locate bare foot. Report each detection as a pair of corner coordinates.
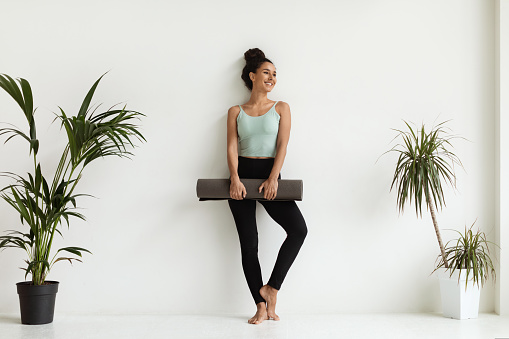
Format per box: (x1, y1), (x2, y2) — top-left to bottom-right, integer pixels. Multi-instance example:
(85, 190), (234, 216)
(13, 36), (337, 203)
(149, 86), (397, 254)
(260, 285), (280, 321)
(248, 302), (269, 325)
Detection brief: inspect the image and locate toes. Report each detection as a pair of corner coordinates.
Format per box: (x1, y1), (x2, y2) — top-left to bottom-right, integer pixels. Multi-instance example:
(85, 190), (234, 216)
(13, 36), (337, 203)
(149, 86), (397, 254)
(248, 316), (266, 325)
(268, 313), (280, 321)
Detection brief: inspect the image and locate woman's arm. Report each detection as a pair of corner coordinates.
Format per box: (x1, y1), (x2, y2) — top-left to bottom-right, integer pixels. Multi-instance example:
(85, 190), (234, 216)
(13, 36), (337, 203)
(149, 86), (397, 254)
(259, 101), (291, 200)
(227, 106), (246, 199)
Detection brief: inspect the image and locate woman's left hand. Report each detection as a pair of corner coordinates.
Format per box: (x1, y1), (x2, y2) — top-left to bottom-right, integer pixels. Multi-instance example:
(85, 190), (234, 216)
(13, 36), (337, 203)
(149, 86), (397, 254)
(259, 178), (278, 200)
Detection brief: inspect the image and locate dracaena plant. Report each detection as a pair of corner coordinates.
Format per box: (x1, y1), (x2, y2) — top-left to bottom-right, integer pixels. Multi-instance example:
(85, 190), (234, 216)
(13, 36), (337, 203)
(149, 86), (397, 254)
(0, 73), (145, 285)
(385, 121), (462, 268)
(433, 222), (497, 289)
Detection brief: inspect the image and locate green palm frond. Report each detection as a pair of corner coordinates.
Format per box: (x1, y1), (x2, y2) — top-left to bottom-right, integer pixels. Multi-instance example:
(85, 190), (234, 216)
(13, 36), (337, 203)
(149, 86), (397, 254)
(58, 79), (145, 168)
(388, 121), (462, 216)
(0, 74), (38, 155)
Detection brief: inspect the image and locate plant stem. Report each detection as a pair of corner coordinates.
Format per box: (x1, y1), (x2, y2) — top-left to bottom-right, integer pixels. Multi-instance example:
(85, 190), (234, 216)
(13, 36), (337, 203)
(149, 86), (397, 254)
(44, 164), (81, 269)
(50, 146), (69, 197)
(426, 189), (449, 268)
(33, 152), (43, 284)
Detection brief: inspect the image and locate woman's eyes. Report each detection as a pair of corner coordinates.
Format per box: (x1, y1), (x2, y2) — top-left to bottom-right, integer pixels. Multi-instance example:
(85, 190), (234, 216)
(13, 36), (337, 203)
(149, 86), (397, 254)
(264, 72), (277, 77)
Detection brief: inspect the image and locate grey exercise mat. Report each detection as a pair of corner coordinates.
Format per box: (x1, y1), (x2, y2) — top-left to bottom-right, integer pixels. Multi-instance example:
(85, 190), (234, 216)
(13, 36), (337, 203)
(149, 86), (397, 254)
(197, 179), (303, 201)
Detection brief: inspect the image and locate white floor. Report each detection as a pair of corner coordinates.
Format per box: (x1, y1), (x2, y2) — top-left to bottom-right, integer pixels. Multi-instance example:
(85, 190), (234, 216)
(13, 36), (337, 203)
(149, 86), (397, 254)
(0, 313), (508, 339)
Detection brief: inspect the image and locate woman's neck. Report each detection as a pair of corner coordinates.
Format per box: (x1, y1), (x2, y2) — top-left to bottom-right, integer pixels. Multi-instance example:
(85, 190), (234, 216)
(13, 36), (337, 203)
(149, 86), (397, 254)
(246, 89), (270, 106)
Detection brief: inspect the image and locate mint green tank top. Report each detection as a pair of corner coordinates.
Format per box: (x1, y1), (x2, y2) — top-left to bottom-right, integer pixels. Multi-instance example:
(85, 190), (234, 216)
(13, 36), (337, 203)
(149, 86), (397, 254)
(237, 101), (280, 157)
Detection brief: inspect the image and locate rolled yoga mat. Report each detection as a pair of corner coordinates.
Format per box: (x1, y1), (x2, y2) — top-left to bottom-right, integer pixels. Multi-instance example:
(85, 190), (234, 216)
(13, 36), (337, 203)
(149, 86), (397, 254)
(197, 179), (303, 201)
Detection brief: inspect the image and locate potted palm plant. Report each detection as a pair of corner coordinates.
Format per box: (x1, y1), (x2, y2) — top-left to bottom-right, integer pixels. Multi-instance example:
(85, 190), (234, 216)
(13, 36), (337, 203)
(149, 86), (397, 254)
(433, 223), (497, 319)
(0, 73), (145, 324)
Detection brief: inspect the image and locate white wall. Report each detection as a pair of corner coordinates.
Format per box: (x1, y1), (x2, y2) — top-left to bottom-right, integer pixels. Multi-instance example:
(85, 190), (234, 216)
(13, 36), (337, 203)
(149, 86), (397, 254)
(0, 0), (498, 315)
(496, 0), (509, 315)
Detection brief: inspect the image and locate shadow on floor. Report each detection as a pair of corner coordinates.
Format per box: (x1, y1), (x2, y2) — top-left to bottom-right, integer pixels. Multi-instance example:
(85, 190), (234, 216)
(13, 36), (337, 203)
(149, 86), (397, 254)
(0, 314), (19, 324)
(222, 314), (251, 321)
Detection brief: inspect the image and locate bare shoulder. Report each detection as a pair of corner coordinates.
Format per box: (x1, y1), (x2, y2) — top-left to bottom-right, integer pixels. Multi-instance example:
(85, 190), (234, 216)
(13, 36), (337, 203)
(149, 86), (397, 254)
(275, 101), (291, 116)
(228, 105), (241, 119)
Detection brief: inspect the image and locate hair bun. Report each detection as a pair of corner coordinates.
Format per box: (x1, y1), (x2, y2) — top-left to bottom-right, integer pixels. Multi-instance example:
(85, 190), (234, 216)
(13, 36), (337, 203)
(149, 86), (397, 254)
(244, 48), (265, 63)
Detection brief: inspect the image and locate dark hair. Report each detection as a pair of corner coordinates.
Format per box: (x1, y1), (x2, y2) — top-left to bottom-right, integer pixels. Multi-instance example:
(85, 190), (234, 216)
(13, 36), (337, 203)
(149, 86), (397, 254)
(241, 48), (273, 91)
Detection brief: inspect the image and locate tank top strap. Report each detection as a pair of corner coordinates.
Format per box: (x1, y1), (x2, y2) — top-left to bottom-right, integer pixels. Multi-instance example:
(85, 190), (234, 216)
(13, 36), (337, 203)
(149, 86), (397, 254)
(271, 101), (279, 116)
(237, 105), (244, 121)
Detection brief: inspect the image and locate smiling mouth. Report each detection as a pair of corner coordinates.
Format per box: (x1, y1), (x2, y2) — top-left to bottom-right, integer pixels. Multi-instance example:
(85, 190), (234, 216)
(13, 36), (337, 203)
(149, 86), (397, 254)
(265, 82), (273, 86)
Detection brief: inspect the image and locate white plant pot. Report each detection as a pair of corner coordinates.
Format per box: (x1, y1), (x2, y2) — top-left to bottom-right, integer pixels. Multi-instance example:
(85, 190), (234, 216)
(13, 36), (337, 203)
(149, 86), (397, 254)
(437, 268), (481, 319)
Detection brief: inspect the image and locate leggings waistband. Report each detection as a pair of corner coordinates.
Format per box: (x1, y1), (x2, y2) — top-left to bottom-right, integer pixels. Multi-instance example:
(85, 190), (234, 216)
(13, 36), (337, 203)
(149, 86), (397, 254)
(237, 156), (280, 179)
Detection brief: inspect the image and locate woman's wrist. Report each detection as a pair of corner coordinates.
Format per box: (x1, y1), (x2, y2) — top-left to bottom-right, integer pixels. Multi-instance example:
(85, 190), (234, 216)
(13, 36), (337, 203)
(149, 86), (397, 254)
(268, 175), (279, 182)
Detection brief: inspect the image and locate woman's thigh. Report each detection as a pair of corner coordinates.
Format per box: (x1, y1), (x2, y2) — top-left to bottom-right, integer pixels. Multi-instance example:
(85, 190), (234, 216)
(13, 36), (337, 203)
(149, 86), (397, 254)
(228, 199), (258, 246)
(259, 201), (307, 235)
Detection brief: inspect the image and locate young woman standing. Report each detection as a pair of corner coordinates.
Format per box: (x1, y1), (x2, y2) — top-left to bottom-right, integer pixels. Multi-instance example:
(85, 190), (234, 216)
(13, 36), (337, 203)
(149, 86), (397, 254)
(226, 48), (307, 325)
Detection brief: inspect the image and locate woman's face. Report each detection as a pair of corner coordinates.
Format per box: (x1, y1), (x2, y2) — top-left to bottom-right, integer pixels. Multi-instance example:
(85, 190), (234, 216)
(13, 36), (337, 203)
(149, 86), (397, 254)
(250, 62), (277, 92)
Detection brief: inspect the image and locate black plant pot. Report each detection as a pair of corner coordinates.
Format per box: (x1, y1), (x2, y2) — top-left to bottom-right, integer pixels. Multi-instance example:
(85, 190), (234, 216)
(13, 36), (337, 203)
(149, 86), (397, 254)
(16, 281), (59, 325)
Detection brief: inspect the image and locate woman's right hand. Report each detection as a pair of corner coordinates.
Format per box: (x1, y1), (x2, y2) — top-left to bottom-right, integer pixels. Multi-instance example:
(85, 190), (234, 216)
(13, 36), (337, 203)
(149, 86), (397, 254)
(230, 178), (247, 200)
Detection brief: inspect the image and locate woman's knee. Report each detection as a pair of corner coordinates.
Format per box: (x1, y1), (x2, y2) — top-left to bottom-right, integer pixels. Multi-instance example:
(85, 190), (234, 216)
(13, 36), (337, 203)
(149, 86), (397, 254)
(239, 236), (259, 254)
(295, 221), (308, 241)
(288, 218), (307, 241)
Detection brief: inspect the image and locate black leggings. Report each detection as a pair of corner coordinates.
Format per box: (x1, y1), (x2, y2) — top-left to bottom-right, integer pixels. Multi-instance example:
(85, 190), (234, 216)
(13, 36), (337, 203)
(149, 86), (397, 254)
(228, 156), (307, 305)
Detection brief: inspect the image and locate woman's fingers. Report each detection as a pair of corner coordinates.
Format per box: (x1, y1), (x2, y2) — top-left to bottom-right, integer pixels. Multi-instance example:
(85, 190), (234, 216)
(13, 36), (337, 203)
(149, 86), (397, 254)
(260, 181), (278, 200)
(237, 187), (244, 200)
(235, 190), (243, 200)
(260, 183), (270, 200)
(268, 183), (278, 200)
(230, 182), (247, 200)
(239, 183), (246, 199)
(268, 188), (276, 200)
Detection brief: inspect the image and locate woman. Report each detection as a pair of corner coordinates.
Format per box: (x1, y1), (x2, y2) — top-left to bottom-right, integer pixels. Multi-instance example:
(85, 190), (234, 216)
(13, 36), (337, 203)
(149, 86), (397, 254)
(227, 48), (307, 325)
